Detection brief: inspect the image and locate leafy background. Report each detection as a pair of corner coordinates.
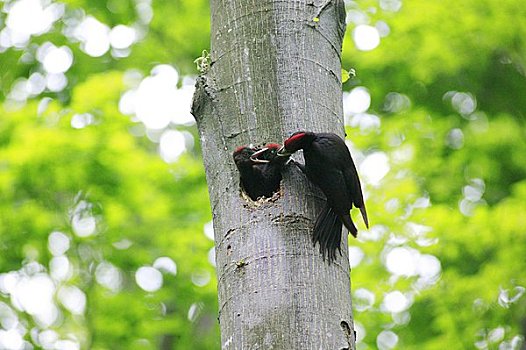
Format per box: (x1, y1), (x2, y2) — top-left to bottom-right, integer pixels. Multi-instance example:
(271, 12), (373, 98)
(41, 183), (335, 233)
(0, 0), (525, 349)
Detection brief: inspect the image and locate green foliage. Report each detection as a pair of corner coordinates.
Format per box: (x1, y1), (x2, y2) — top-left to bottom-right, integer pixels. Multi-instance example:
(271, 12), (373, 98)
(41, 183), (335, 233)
(1, 0), (525, 349)
(342, 0), (526, 348)
(348, 109), (526, 349)
(342, 68), (356, 83)
(0, 73), (218, 348)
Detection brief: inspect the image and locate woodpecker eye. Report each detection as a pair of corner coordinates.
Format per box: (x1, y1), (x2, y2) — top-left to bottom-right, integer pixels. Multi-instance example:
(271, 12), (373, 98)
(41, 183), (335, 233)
(265, 143), (281, 156)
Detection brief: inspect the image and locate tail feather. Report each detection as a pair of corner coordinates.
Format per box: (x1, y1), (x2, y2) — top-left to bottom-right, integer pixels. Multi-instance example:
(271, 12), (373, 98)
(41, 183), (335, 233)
(359, 205), (369, 228)
(313, 204), (343, 263)
(340, 213), (358, 238)
(327, 210), (341, 262)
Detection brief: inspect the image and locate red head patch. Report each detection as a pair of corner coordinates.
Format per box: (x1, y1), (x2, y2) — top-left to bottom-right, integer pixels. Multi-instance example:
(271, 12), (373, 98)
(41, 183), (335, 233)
(235, 145), (247, 153)
(265, 143), (282, 150)
(284, 132), (306, 149)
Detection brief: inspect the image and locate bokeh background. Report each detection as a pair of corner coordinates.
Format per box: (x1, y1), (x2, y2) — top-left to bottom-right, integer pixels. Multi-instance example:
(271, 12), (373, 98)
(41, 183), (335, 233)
(0, 0), (525, 349)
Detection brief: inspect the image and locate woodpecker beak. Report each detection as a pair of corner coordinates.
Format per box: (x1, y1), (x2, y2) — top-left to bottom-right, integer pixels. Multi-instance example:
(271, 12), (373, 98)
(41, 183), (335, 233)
(250, 147), (271, 163)
(277, 146), (292, 157)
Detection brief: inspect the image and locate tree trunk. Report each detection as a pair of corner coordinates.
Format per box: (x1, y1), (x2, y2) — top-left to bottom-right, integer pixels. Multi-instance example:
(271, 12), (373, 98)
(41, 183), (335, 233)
(191, 0), (355, 348)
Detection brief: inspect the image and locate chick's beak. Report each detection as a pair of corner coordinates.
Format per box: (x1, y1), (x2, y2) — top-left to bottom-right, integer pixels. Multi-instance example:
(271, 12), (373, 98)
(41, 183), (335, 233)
(250, 147), (271, 163)
(277, 146), (292, 157)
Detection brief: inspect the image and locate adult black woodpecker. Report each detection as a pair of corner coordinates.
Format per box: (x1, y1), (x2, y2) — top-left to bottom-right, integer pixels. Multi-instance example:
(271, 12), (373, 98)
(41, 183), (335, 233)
(278, 131), (369, 262)
(233, 144), (289, 200)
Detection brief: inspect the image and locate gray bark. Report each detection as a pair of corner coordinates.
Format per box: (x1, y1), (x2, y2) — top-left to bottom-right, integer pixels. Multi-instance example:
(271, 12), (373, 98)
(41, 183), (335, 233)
(191, 0), (355, 349)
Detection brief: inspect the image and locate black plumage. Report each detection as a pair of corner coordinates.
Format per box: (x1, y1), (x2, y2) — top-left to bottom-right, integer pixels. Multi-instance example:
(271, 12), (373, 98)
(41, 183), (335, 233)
(279, 131), (368, 262)
(233, 144), (288, 200)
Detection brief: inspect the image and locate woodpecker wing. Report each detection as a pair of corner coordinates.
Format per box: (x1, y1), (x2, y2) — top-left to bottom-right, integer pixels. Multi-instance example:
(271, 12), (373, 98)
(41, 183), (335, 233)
(313, 133), (369, 228)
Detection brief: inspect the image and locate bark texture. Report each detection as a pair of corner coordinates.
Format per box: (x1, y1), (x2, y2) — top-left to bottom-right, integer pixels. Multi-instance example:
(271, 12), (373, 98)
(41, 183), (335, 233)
(191, 0), (355, 348)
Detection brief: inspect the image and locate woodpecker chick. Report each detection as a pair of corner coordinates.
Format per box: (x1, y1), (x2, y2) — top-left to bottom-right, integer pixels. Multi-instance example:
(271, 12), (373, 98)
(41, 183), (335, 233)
(233, 144), (288, 201)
